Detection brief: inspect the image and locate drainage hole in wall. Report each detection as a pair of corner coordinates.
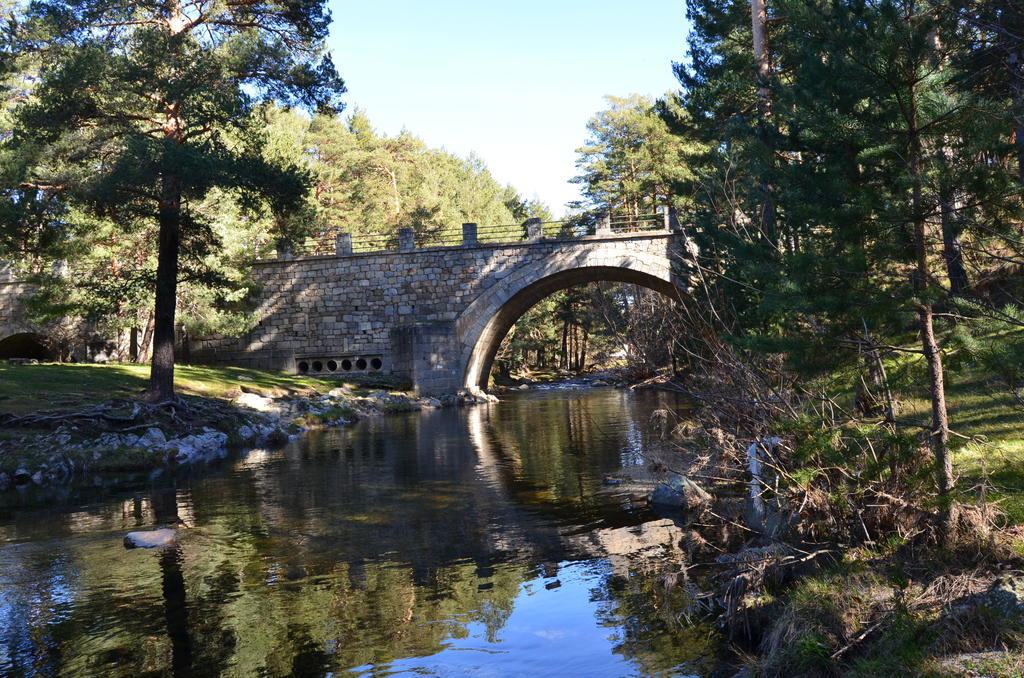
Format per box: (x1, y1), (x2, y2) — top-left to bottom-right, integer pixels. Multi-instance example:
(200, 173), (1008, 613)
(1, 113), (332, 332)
(312, 360), (323, 372)
(356, 358), (367, 370)
(341, 359), (352, 371)
(327, 360), (338, 372)
(297, 361), (309, 373)
(370, 358), (382, 370)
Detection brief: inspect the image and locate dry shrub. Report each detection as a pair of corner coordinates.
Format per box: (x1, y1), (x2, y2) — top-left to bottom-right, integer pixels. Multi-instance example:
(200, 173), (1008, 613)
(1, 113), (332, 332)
(680, 528), (711, 559)
(757, 570), (896, 677)
(934, 602), (1024, 656)
(951, 502), (1007, 548)
(860, 487), (933, 544)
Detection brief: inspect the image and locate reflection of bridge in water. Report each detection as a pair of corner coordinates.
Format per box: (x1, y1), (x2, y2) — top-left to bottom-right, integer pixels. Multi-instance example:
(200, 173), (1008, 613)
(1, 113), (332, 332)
(204, 389), (689, 581)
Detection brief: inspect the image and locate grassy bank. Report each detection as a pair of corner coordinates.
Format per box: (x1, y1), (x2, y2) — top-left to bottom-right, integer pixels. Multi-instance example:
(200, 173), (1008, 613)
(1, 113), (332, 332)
(0, 362), (411, 416)
(863, 346), (1024, 522)
(0, 362), (418, 484)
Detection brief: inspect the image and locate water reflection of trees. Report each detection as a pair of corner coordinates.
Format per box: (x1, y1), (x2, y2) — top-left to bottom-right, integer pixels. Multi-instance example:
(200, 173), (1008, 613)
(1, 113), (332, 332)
(0, 390), (711, 677)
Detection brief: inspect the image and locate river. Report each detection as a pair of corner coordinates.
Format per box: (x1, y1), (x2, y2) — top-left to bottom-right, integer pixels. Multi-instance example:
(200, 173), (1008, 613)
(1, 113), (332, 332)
(0, 387), (719, 677)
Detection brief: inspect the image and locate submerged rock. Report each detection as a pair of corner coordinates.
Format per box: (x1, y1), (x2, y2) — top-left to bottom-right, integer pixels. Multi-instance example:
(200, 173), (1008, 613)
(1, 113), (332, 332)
(123, 528), (177, 549)
(649, 474), (711, 510)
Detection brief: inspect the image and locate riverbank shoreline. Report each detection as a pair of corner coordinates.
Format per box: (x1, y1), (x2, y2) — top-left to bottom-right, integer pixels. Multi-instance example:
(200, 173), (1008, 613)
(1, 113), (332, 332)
(0, 362), (497, 491)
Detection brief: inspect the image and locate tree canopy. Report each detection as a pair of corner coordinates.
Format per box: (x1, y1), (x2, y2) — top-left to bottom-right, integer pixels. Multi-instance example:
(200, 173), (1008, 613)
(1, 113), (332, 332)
(1, 0), (345, 399)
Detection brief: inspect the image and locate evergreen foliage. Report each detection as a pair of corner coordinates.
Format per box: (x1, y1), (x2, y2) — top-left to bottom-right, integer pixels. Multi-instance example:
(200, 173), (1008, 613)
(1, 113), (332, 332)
(0, 0), (345, 399)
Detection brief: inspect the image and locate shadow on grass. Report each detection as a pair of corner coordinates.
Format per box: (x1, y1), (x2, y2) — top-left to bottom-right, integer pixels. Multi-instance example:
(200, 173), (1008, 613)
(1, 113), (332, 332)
(0, 362), (414, 417)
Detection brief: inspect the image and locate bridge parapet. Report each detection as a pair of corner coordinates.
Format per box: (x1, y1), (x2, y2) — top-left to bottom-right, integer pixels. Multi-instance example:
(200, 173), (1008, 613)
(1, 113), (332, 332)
(278, 209), (684, 260)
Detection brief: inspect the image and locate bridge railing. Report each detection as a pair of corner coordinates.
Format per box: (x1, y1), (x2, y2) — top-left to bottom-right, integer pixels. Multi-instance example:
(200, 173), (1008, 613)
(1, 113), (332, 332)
(273, 208), (682, 260)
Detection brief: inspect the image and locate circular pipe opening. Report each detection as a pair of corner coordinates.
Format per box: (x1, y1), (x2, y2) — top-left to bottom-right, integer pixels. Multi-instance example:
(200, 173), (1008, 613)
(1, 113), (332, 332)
(341, 359), (352, 371)
(356, 358), (367, 370)
(370, 358), (382, 370)
(297, 361), (309, 373)
(312, 360), (323, 372)
(327, 360), (338, 372)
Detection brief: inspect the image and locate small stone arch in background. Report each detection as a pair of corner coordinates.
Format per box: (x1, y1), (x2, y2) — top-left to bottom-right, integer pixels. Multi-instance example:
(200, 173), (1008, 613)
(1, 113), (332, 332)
(0, 332), (54, 361)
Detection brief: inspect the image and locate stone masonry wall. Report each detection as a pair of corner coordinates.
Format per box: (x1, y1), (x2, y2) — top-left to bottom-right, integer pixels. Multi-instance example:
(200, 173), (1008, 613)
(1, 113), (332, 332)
(189, 231), (685, 393)
(0, 262), (35, 341)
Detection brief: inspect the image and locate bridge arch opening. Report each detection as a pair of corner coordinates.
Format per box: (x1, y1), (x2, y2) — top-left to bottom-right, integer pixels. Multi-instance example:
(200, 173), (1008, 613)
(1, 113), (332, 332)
(459, 265), (682, 392)
(0, 332), (53, 361)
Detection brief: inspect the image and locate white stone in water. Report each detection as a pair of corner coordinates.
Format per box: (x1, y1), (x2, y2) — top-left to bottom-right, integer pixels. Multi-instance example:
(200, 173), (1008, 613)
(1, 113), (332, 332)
(123, 529), (177, 549)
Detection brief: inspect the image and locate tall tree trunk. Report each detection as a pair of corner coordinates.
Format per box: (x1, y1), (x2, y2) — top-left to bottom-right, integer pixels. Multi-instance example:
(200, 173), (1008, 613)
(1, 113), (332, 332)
(138, 311), (155, 363)
(939, 188), (969, 295)
(751, 0), (777, 246)
(578, 330), (588, 372)
(929, 24), (970, 296)
(910, 93), (956, 543)
(129, 326), (139, 363)
(1014, 79), (1024, 184)
(147, 173), (182, 401)
(560, 319), (569, 370)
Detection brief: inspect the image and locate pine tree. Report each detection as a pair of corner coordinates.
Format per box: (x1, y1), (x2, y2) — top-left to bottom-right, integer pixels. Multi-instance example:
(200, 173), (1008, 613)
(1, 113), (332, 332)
(1, 0), (344, 400)
(572, 94), (695, 218)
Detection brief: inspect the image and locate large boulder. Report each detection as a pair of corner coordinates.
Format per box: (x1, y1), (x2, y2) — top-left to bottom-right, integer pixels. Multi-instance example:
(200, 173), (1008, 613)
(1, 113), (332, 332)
(123, 528), (177, 549)
(954, 576), (1024, 620)
(649, 474), (711, 510)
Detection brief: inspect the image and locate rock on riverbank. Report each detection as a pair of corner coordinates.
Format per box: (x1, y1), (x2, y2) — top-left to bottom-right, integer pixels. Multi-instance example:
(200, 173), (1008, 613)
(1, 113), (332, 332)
(0, 384), (499, 490)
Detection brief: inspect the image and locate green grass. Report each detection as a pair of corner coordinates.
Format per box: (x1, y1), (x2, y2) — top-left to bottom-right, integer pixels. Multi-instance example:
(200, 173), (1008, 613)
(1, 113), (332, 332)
(800, 327), (1024, 521)
(0, 362), (411, 416)
(892, 361), (1024, 521)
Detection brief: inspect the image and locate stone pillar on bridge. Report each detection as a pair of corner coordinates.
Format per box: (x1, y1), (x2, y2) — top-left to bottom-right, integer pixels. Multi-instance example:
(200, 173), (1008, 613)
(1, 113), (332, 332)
(668, 207), (683, 233)
(335, 232), (352, 256)
(462, 222), (478, 247)
(398, 227), (415, 251)
(275, 238), (292, 260)
(50, 259), (68, 277)
(595, 213), (612, 236)
(524, 218), (543, 241)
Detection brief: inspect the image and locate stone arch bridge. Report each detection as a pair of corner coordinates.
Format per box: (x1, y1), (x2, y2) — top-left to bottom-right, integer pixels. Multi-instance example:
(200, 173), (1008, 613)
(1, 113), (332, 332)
(0, 215), (697, 394)
(191, 214), (697, 394)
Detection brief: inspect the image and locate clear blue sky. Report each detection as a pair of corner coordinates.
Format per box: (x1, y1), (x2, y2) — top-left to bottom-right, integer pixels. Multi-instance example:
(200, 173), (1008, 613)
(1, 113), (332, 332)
(325, 0), (689, 218)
